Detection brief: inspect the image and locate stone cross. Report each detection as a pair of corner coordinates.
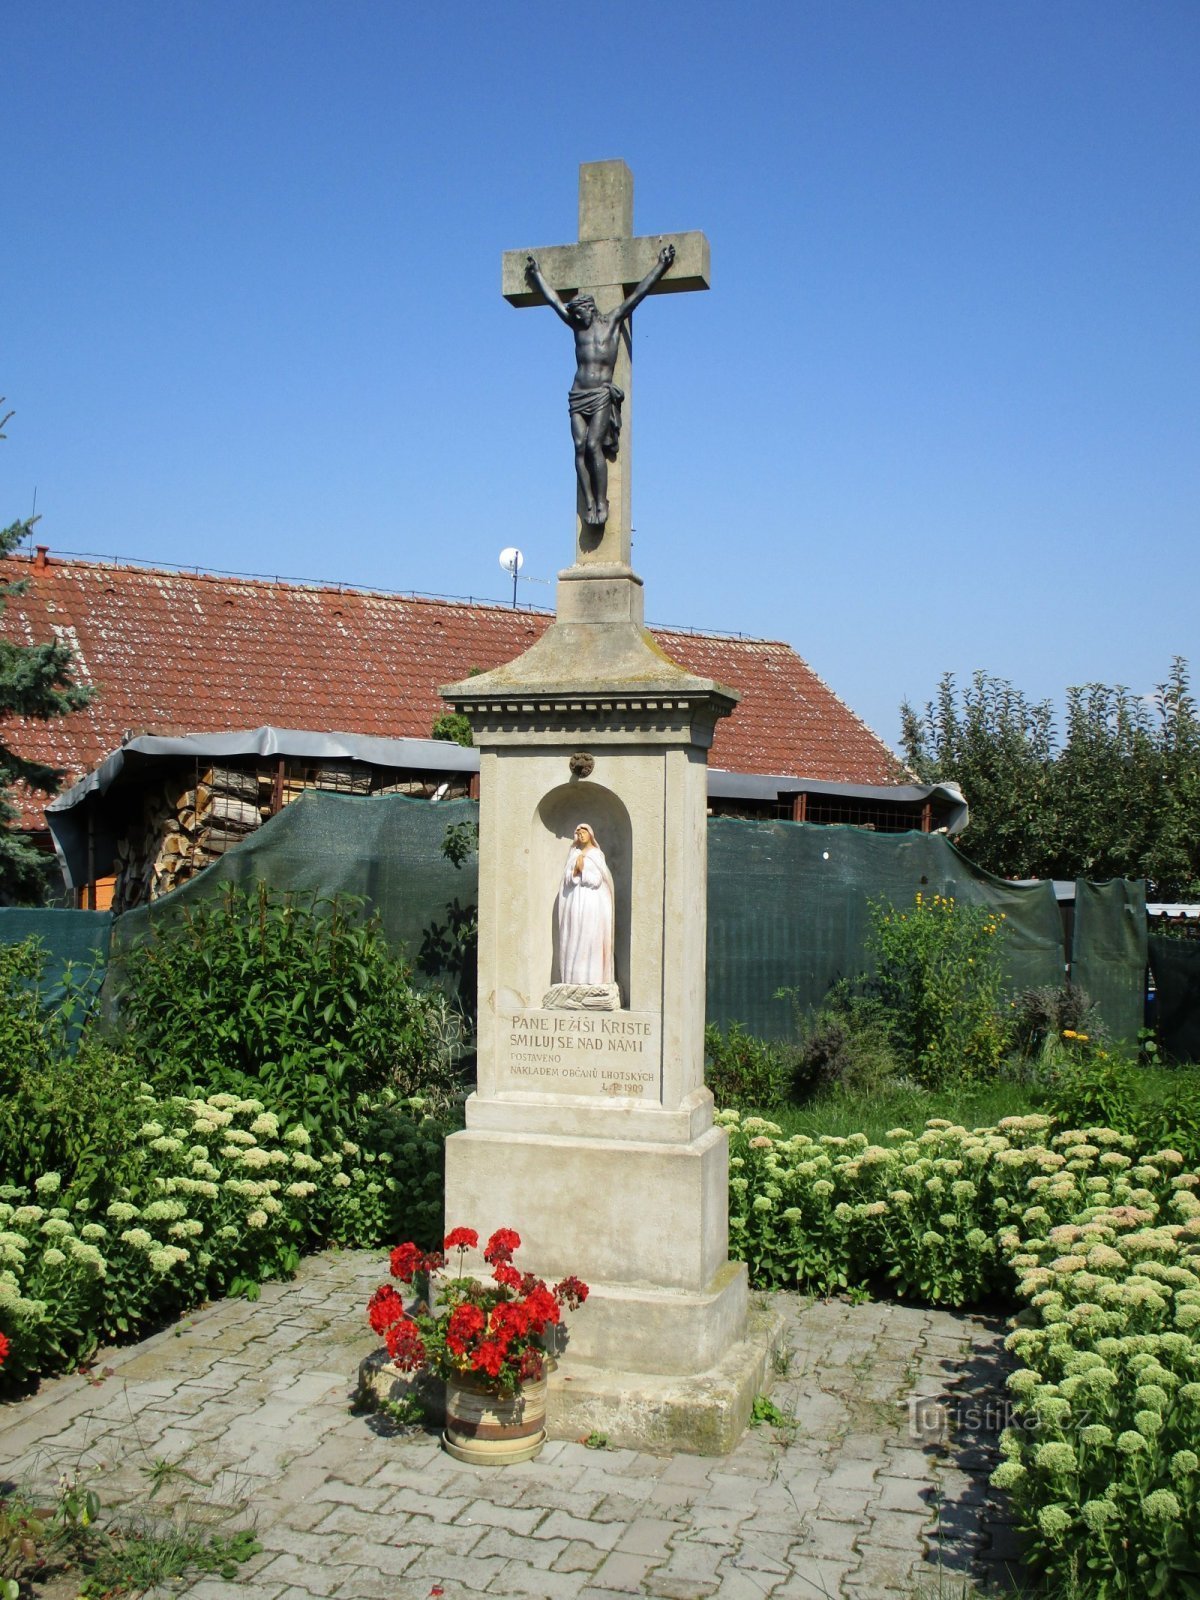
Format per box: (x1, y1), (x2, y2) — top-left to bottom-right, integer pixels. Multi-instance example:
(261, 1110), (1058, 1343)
(502, 160), (710, 570)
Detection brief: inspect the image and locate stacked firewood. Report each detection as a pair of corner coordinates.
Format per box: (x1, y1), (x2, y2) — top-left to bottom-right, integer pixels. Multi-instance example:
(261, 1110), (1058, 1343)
(109, 761), (475, 912)
(112, 766), (268, 911)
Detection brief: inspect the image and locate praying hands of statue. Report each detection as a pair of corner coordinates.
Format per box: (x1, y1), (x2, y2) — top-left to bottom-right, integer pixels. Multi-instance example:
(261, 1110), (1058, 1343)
(573, 852), (585, 878)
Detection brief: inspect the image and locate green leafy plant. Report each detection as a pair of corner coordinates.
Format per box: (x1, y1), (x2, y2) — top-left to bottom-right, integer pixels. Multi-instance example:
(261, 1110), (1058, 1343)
(787, 986), (900, 1098)
(867, 891), (1010, 1086)
(703, 1021), (795, 1110)
(111, 883), (455, 1125)
(430, 711), (474, 747)
(1010, 984), (1105, 1062)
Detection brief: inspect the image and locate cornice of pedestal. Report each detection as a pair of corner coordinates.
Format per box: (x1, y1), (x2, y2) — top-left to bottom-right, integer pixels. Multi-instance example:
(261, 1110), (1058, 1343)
(443, 569), (738, 721)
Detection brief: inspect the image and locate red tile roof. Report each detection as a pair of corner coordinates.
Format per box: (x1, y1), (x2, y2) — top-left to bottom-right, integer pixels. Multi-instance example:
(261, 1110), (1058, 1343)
(0, 551), (899, 827)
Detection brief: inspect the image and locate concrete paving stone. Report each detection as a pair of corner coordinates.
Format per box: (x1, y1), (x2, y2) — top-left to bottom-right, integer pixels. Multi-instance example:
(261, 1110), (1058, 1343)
(660, 1453), (718, 1487)
(384, 1513), (488, 1557)
(702, 1473), (767, 1510)
(513, 1484), (606, 1519)
(472, 1525), (569, 1567)
(772, 1556), (860, 1599)
(708, 1562), (789, 1598)
(864, 1509), (933, 1551)
(591, 1549), (668, 1593)
(722, 1530), (793, 1575)
(814, 1489), (873, 1525)
(874, 1475), (934, 1514)
(293, 1478), (388, 1512)
(671, 1504), (751, 1541)
(401, 1547), (512, 1589)
(552, 1538), (613, 1574)
(642, 1576), (720, 1600)
(483, 1558), (595, 1598)
(328, 1533), (429, 1574)
(575, 1464), (661, 1502)
(252, 1551), (353, 1595)
(538, 1509), (624, 1549)
(880, 1445), (936, 1479)
(456, 1498), (547, 1535)
(176, 1583), (289, 1600)
(791, 1516), (860, 1561)
(589, 1490), (660, 1524)
(614, 1515), (682, 1557)
(329, 1570), (428, 1600)
(659, 1537), (726, 1583)
(309, 1502), (392, 1541)
(821, 1459), (879, 1494)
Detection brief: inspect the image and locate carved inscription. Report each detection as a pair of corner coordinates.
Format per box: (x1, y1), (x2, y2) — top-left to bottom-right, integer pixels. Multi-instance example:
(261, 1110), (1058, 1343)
(497, 1009), (661, 1101)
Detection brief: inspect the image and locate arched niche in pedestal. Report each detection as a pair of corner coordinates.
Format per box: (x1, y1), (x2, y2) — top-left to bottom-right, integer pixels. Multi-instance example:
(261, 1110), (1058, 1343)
(533, 783), (632, 1007)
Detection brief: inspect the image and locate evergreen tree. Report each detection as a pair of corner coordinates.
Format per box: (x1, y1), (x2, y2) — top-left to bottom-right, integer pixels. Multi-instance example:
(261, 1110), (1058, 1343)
(0, 515), (94, 902)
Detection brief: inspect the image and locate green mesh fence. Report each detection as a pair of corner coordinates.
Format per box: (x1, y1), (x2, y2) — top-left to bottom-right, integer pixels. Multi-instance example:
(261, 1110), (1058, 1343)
(0, 907), (113, 1039)
(1149, 936), (1200, 1064)
(0, 907), (113, 995)
(1070, 879), (1148, 1049)
(5, 798), (1166, 1053)
(705, 819), (1066, 1040)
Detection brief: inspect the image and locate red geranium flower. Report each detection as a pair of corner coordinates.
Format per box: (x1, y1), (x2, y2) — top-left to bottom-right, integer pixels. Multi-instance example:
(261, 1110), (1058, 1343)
(554, 1275), (590, 1310)
(492, 1262), (522, 1291)
(444, 1226), (479, 1252)
(389, 1241), (423, 1282)
(471, 1338), (507, 1378)
(521, 1285), (560, 1333)
(483, 1228), (521, 1266)
(0, 1330), (9, 1367)
(385, 1316), (427, 1372)
(367, 1284), (405, 1335)
(445, 1302), (486, 1355)
(490, 1301), (529, 1342)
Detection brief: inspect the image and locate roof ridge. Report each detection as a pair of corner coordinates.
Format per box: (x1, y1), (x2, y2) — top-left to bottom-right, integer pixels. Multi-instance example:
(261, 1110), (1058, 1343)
(0, 548), (793, 647)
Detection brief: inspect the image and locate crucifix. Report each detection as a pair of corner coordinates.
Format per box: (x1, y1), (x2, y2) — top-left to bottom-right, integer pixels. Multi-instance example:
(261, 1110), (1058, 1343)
(502, 160), (710, 570)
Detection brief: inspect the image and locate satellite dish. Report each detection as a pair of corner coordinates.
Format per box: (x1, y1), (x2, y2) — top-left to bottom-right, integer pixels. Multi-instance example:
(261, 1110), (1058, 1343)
(499, 546), (524, 607)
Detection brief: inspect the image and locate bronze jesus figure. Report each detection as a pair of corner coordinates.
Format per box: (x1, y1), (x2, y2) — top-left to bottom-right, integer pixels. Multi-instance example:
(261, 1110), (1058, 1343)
(525, 245), (675, 528)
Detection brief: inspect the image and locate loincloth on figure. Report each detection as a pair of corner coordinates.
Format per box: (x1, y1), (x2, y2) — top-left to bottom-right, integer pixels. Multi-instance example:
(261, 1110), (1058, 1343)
(568, 382), (624, 462)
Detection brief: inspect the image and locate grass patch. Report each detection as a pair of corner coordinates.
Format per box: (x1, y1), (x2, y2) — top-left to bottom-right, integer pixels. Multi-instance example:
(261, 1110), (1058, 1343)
(746, 1078), (1035, 1144)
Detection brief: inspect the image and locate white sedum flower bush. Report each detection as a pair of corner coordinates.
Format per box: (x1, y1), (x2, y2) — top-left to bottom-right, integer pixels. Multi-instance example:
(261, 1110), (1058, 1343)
(0, 1088), (442, 1389)
(722, 1109), (1200, 1594)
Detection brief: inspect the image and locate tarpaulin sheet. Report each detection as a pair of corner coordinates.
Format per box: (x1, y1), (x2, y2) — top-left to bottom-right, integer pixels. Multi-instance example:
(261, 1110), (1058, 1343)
(108, 791), (479, 975)
(1070, 879), (1147, 1049)
(1148, 936), (1200, 1063)
(705, 820), (1066, 1040)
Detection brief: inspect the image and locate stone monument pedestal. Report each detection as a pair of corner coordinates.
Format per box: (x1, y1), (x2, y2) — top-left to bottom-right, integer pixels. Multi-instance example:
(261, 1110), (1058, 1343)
(441, 567), (785, 1453)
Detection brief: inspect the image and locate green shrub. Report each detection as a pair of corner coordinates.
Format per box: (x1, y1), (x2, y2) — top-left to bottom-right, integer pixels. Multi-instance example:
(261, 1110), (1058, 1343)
(1010, 982), (1105, 1060)
(110, 883), (459, 1127)
(790, 991), (900, 1098)
(703, 1022), (794, 1109)
(867, 891), (1010, 1086)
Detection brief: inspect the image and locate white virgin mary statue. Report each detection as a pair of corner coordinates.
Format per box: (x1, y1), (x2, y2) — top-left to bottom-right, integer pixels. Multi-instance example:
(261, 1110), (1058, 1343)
(556, 823), (615, 986)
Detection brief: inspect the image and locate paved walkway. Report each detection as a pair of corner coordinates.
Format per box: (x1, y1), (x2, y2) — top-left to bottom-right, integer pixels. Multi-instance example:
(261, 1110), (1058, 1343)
(2, 1251), (1024, 1599)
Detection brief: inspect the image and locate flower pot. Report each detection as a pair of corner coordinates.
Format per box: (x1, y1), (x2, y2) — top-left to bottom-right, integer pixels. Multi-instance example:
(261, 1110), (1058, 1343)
(442, 1372), (547, 1465)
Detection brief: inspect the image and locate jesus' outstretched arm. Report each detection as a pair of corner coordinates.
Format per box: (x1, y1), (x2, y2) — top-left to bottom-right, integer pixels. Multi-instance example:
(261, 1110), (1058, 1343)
(614, 244), (675, 321)
(525, 257), (574, 325)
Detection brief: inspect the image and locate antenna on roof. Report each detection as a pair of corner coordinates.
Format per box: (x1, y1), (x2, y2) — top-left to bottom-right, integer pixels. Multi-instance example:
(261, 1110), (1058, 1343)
(499, 547), (524, 609)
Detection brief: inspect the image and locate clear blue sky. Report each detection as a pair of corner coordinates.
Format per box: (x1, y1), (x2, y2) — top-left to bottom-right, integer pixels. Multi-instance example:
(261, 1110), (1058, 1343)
(6, 1), (1198, 753)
